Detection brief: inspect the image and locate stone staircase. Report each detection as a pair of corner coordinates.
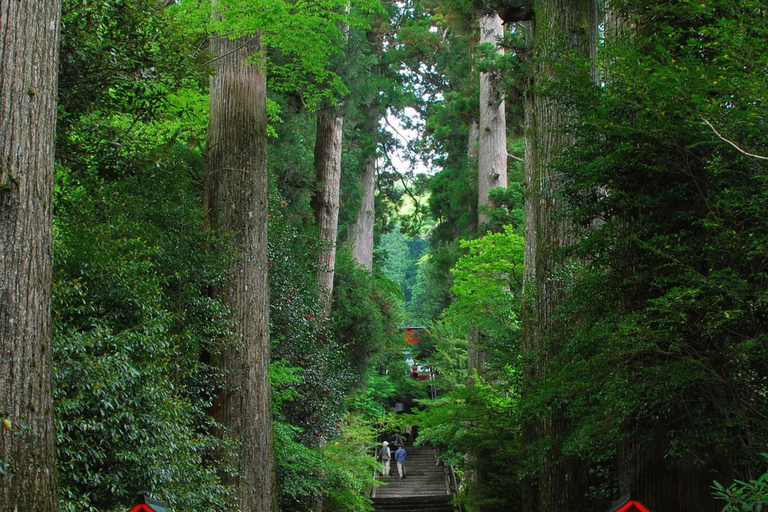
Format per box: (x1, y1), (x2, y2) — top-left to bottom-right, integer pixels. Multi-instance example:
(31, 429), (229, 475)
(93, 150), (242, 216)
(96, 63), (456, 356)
(372, 444), (453, 512)
(372, 496), (452, 512)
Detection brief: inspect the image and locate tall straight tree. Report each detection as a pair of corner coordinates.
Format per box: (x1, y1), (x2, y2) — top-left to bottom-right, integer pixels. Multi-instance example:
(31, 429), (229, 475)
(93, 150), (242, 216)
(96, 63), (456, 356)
(312, 106), (344, 315)
(520, 0), (599, 510)
(476, 8), (507, 229)
(0, 1), (62, 510)
(346, 25), (385, 272)
(312, 6), (350, 316)
(205, 9), (277, 510)
(468, 3), (508, 382)
(347, 147), (376, 271)
(561, 2), (768, 509)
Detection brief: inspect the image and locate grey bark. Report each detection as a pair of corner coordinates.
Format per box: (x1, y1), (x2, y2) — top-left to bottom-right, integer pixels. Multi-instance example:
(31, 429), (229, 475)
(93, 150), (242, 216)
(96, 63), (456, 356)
(477, 10), (508, 229)
(312, 108), (343, 316)
(0, 1), (61, 510)
(347, 151), (375, 271)
(205, 23), (277, 511)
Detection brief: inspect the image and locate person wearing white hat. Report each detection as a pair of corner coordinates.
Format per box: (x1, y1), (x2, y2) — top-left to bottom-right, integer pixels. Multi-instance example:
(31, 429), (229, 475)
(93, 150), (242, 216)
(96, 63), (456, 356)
(380, 441), (391, 476)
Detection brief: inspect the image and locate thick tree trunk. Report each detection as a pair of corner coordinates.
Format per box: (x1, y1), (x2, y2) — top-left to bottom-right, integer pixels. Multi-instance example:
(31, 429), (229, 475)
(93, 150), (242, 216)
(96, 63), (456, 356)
(347, 150), (375, 271)
(521, 0), (599, 511)
(519, 21), (540, 512)
(468, 16), (507, 508)
(346, 29), (381, 272)
(312, 108), (343, 316)
(205, 26), (277, 511)
(477, 10), (507, 229)
(616, 439), (726, 512)
(0, 2), (61, 511)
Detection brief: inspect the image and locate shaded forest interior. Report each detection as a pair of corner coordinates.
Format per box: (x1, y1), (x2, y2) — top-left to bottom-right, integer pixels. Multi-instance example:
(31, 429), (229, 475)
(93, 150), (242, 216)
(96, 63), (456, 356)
(1, 0), (767, 512)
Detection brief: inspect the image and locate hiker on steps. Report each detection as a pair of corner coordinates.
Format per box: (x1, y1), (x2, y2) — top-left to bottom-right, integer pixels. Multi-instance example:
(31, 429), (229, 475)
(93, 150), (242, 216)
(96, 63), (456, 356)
(380, 441), (391, 476)
(394, 444), (407, 479)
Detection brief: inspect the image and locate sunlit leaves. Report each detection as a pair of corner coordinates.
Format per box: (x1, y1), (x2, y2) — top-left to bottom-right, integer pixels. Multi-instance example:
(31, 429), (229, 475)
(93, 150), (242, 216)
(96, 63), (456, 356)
(443, 226), (524, 337)
(178, 0), (382, 110)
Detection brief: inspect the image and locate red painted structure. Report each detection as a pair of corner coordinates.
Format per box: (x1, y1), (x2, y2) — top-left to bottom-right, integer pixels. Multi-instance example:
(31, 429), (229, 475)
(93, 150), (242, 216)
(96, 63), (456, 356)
(127, 506), (155, 512)
(127, 495), (171, 512)
(613, 501), (652, 512)
(405, 328), (419, 343)
(608, 495), (653, 512)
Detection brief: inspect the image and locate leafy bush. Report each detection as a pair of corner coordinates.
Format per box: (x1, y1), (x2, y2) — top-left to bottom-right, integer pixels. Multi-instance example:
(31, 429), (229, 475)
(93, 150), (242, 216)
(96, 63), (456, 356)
(713, 457), (768, 512)
(53, 168), (234, 511)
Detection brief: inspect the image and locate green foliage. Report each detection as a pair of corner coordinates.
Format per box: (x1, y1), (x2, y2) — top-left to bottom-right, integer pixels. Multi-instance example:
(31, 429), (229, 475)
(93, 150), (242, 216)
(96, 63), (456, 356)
(274, 414), (380, 512)
(58, 0), (208, 180)
(379, 230), (433, 325)
(414, 367), (521, 511)
(424, 322), (468, 391)
(406, 227), (525, 510)
(53, 2), (235, 509)
(267, 194), (402, 509)
(346, 372), (399, 421)
(441, 226), (524, 373)
(177, 0), (382, 111)
(380, 231), (411, 286)
(538, 0), (768, 493)
(268, 199), (349, 444)
(332, 250), (402, 376)
(53, 167), (234, 511)
(444, 227), (523, 333)
(713, 456), (768, 512)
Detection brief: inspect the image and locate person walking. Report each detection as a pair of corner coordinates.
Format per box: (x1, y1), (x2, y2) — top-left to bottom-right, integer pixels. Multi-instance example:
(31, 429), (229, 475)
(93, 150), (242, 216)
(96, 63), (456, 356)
(394, 444), (407, 479)
(380, 441), (391, 476)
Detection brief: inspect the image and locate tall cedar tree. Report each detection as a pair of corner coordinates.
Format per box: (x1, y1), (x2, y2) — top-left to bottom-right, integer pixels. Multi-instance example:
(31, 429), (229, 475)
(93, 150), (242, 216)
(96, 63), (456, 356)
(468, 3), (508, 393)
(312, 107), (344, 316)
(476, 9), (507, 229)
(346, 145), (376, 271)
(553, 1), (768, 509)
(205, 18), (277, 510)
(346, 27), (383, 272)
(520, 0), (600, 510)
(0, 1), (62, 510)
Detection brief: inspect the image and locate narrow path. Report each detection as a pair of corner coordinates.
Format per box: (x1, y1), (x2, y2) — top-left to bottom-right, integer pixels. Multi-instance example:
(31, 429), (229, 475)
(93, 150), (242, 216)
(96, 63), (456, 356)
(372, 442), (452, 512)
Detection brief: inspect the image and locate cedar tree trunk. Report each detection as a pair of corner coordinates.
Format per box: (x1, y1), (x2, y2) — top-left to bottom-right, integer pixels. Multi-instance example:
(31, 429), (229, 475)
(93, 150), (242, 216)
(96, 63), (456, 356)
(347, 150), (375, 271)
(312, 108), (343, 316)
(0, 1), (61, 510)
(205, 26), (277, 511)
(477, 10), (508, 229)
(346, 27), (382, 272)
(521, 0), (599, 510)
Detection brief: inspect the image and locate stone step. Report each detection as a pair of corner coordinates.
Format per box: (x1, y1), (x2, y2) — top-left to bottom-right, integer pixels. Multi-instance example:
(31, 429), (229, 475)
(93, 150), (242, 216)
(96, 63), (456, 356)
(372, 495), (453, 512)
(377, 487), (448, 493)
(374, 442), (451, 505)
(378, 477), (444, 483)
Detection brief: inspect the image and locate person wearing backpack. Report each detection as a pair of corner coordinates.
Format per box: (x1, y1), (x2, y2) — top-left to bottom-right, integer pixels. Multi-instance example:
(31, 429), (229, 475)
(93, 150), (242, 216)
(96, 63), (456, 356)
(380, 441), (391, 476)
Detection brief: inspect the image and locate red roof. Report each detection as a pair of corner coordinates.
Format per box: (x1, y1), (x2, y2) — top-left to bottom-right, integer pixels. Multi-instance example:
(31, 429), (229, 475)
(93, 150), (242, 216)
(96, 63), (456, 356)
(127, 505), (156, 512)
(613, 500), (652, 512)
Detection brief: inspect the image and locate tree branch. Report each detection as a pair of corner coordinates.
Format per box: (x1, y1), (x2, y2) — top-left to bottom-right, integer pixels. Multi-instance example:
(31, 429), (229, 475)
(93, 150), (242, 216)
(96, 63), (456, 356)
(703, 118), (768, 161)
(203, 34), (261, 66)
